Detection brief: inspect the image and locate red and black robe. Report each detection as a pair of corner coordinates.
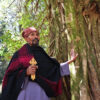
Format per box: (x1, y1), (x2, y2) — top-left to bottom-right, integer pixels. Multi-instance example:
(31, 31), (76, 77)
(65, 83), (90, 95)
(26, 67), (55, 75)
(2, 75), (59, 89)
(1, 43), (62, 100)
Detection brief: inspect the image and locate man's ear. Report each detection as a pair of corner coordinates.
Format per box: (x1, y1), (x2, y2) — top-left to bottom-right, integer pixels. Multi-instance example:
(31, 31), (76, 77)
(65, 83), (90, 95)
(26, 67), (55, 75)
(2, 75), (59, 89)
(38, 36), (40, 40)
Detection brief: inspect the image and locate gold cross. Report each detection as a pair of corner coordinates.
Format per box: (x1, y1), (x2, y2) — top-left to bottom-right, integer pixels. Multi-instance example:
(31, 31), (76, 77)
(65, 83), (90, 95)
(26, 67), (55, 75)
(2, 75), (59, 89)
(29, 58), (37, 80)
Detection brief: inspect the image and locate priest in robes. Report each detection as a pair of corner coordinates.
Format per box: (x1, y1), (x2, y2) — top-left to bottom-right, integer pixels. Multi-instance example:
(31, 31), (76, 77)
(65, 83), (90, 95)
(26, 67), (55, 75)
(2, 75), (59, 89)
(1, 27), (78, 100)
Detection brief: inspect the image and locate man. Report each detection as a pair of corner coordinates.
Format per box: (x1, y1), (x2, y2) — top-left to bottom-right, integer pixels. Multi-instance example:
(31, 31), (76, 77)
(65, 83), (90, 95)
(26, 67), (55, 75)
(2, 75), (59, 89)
(1, 27), (78, 100)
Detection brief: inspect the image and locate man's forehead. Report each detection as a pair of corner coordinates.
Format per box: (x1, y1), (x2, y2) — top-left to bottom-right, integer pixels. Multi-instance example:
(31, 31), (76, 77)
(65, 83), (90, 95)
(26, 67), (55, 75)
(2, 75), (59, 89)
(29, 31), (39, 34)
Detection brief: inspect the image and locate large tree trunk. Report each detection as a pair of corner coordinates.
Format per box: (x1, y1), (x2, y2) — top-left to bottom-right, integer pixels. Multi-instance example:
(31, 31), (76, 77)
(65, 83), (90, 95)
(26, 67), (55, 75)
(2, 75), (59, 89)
(70, 0), (100, 100)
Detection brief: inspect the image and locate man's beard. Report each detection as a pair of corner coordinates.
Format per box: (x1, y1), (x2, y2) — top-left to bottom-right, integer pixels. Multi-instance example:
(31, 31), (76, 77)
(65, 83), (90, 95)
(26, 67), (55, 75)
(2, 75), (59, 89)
(32, 38), (39, 46)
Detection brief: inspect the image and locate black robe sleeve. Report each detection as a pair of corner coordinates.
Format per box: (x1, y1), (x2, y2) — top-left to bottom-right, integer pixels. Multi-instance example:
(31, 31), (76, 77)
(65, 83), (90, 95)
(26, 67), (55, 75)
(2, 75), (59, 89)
(1, 52), (27, 100)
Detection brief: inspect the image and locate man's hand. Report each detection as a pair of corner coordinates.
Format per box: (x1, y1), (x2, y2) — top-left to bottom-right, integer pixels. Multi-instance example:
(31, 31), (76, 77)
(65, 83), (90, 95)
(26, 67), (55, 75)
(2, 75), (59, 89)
(67, 49), (78, 64)
(26, 65), (38, 76)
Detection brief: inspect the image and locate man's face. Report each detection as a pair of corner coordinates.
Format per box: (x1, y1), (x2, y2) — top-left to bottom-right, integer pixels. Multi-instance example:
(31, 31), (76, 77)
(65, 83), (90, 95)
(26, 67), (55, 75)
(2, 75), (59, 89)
(24, 31), (40, 46)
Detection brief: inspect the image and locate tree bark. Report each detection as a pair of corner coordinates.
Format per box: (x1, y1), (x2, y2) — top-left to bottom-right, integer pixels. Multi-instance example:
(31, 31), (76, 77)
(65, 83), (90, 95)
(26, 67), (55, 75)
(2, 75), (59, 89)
(47, 0), (71, 100)
(71, 0), (100, 100)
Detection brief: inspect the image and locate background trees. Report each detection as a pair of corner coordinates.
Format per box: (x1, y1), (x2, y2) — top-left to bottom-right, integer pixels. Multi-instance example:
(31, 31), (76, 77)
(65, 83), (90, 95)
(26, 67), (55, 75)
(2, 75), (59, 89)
(0, 0), (100, 100)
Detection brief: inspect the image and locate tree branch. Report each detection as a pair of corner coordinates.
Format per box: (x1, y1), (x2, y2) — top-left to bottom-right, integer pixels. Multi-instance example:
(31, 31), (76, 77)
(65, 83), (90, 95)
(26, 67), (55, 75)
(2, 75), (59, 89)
(8, 0), (16, 8)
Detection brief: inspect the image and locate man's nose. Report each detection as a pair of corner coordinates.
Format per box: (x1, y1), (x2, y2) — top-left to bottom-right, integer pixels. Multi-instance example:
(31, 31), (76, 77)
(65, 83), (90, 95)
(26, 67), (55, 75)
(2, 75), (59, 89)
(34, 34), (38, 38)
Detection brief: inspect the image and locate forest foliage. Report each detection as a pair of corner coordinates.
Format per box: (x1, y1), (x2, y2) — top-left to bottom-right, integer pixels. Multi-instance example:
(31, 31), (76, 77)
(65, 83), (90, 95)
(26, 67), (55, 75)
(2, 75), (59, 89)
(0, 0), (100, 100)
